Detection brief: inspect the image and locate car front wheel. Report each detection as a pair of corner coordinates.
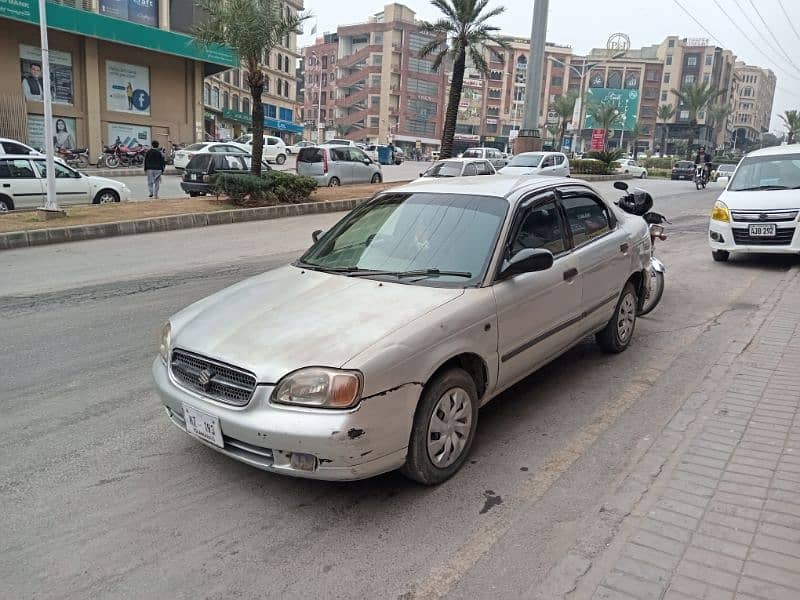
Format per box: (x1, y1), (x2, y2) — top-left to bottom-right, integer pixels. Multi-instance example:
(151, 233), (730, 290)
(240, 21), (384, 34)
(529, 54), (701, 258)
(275, 154), (287, 165)
(0, 196), (13, 212)
(93, 189), (120, 204)
(328, 177), (340, 187)
(596, 282), (637, 353)
(401, 368), (479, 485)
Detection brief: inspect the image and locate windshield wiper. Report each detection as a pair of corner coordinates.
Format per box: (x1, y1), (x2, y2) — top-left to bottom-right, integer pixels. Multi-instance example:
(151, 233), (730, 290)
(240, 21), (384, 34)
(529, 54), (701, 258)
(346, 268), (473, 279)
(733, 185), (789, 191)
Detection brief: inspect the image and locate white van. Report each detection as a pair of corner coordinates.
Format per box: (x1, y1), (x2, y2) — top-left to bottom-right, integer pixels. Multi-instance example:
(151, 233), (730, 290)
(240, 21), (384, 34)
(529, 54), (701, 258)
(230, 134), (288, 165)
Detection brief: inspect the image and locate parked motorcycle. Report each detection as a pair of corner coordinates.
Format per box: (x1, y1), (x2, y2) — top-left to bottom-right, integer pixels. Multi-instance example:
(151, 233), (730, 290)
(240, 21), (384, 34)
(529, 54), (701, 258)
(97, 143), (147, 169)
(613, 181), (668, 316)
(56, 147), (90, 169)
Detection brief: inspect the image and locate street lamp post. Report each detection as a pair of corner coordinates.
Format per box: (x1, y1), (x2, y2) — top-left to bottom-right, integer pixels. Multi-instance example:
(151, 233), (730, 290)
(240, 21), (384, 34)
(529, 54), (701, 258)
(311, 51), (324, 143)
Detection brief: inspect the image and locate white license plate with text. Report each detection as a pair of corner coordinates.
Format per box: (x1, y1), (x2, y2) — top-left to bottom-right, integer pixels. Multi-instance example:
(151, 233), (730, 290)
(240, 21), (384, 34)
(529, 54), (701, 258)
(749, 224), (776, 237)
(182, 404), (223, 448)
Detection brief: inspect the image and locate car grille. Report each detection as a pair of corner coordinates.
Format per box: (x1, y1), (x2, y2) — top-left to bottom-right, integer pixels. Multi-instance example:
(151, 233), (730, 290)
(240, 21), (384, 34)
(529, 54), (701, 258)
(732, 227), (796, 246)
(170, 349), (257, 406)
(731, 209), (799, 222)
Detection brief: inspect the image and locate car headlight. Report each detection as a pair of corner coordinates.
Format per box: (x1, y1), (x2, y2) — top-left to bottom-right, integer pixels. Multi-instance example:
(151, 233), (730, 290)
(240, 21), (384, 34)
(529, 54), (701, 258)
(159, 321), (171, 363)
(272, 368), (362, 409)
(711, 200), (730, 223)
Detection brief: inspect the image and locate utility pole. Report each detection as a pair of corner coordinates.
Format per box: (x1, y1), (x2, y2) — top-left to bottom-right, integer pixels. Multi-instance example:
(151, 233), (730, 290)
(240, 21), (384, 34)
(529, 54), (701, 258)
(517, 0), (548, 153)
(38, 0), (58, 213)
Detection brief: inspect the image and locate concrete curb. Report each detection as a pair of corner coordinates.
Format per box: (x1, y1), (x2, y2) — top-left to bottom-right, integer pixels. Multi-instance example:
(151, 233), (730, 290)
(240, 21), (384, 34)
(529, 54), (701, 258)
(0, 198), (367, 251)
(89, 167), (181, 178)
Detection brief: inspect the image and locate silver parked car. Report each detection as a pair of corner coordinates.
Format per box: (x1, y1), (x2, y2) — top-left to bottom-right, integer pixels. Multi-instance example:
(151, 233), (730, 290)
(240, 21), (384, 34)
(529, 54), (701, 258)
(296, 145), (383, 187)
(462, 147), (508, 169)
(153, 176), (650, 484)
(417, 158), (496, 179)
(499, 152), (571, 177)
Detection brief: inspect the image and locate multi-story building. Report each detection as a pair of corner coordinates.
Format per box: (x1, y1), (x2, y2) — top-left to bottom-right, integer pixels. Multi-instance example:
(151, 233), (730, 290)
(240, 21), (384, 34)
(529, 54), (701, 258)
(731, 62), (776, 148)
(203, 0), (304, 143)
(0, 0), (236, 161)
(302, 3), (448, 155)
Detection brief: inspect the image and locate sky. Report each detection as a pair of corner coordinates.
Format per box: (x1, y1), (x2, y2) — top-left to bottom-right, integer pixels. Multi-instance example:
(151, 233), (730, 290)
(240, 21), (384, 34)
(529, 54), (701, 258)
(300, 0), (800, 133)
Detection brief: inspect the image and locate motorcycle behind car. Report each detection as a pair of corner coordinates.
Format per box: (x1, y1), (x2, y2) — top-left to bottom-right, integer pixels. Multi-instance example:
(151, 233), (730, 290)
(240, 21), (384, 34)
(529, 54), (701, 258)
(613, 181), (668, 315)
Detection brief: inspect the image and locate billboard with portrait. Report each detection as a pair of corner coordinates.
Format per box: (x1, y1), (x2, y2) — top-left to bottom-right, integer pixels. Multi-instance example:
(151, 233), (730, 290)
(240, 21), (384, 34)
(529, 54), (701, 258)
(20, 44), (73, 105)
(106, 60), (151, 115)
(583, 88), (640, 131)
(27, 115), (78, 151)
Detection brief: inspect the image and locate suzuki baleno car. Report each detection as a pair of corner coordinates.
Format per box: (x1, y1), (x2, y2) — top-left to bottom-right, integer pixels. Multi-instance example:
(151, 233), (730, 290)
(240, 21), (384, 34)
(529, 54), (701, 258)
(153, 176), (651, 484)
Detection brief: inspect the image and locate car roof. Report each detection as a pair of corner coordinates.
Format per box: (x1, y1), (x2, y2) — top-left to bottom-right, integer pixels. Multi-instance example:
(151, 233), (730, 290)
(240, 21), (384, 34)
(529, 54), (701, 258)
(743, 145), (800, 158)
(436, 157), (487, 163)
(389, 174), (576, 203)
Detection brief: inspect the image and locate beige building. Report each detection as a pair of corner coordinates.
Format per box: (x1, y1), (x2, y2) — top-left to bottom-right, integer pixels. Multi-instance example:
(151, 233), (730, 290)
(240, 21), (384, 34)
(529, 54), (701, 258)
(203, 0), (304, 143)
(731, 62), (776, 147)
(0, 0), (236, 162)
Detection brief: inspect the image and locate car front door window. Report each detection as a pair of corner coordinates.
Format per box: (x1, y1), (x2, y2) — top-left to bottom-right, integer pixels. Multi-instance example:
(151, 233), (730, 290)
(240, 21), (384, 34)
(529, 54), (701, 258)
(463, 163), (478, 176)
(512, 201), (566, 256)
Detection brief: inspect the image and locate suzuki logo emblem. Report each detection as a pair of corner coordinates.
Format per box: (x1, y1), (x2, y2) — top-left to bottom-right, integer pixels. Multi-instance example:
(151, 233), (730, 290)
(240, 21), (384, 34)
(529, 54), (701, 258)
(198, 368), (214, 391)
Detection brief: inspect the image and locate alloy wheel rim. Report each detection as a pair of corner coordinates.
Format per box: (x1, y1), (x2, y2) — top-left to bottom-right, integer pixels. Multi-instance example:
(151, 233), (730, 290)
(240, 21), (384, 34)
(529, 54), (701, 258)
(617, 293), (636, 342)
(427, 387), (472, 468)
(0, 202), (8, 213)
(100, 193), (115, 204)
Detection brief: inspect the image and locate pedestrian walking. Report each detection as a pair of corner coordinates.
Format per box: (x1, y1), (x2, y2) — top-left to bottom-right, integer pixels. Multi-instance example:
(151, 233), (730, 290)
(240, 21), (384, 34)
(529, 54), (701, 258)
(144, 140), (166, 199)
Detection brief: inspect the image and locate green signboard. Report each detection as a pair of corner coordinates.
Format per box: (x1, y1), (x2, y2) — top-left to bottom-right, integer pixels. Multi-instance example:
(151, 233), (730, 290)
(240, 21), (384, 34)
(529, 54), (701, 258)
(222, 108), (251, 126)
(0, 0), (237, 67)
(583, 88), (640, 132)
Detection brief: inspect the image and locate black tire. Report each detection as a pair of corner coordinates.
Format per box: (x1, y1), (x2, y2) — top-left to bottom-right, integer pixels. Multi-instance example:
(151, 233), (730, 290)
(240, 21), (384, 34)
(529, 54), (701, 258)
(275, 154), (287, 165)
(104, 155), (120, 169)
(401, 368), (479, 485)
(638, 270), (664, 316)
(188, 191), (201, 197)
(640, 171), (647, 179)
(93, 189), (120, 204)
(328, 177), (340, 187)
(371, 173), (382, 184)
(695, 178), (701, 190)
(596, 282), (637, 354)
(712, 250), (730, 262)
(0, 195), (13, 212)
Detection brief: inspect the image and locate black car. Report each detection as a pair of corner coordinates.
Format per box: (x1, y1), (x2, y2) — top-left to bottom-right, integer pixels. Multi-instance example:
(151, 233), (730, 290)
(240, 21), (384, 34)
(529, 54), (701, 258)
(181, 153), (271, 197)
(671, 160), (695, 180)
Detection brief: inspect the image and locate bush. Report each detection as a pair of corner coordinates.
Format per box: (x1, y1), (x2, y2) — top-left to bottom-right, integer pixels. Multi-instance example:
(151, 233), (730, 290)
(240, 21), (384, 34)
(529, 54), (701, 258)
(648, 168), (671, 178)
(641, 157), (675, 170)
(571, 159), (610, 175)
(212, 171), (317, 207)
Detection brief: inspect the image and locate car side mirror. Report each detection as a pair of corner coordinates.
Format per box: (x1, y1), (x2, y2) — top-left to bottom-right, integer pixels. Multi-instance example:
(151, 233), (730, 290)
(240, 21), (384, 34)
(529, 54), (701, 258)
(499, 248), (554, 279)
(613, 181), (629, 191)
(312, 229), (324, 243)
(363, 158), (371, 165)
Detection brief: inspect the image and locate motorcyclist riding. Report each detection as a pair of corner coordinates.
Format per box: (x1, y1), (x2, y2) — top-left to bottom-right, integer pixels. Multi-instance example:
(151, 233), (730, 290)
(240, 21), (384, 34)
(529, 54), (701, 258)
(694, 146), (712, 184)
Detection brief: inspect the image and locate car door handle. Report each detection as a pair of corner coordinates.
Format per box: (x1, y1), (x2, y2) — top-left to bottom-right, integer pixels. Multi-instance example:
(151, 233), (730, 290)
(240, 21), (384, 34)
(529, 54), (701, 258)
(563, 268), (579, 282)
(619, 243), (630, 254)
(2, 184), (9, 188)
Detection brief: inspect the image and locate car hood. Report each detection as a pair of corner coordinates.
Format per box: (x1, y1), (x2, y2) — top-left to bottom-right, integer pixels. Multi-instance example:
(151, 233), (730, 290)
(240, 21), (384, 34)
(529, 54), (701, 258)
(85, 175), (126, 188)
(719, 189), (800, 210)
(170, 265), (464, 382)
(499, 166), (541, 175)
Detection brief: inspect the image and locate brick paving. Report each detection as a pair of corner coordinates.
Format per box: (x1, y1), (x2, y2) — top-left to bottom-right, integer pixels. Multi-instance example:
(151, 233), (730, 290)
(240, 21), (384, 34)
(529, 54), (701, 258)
(588, 274), (800, 600)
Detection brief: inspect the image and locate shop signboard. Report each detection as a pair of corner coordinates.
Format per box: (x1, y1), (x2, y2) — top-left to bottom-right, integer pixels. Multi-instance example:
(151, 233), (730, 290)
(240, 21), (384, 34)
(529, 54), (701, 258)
(107, 122), (151, 147)
(591, 129), (606, 151)
(583, 88), (639, 131)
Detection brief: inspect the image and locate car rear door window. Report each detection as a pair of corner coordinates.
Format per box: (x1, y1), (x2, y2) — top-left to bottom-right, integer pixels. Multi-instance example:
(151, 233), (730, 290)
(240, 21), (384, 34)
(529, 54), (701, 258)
(512, 201), (566, 255)
(463, 163), (478, 176)
(555, 155), (565, 165)
(475, 161), (493, 175)
(3, 141), (33, 154)
(560, 194), (611, 246)
(3, 158), (36, 178)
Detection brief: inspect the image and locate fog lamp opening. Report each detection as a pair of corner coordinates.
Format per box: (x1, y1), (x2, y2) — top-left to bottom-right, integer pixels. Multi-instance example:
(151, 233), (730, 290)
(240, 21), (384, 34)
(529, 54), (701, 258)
(290, 452), (318, 472)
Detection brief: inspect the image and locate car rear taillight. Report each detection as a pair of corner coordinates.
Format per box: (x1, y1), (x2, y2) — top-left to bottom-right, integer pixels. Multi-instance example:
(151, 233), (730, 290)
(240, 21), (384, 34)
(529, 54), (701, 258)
(322, 149), (328, 174)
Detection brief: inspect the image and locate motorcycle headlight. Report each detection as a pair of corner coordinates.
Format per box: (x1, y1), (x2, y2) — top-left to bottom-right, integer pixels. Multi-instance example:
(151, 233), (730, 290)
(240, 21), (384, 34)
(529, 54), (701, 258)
(711, 200), (730, 223)
(650, 224), (665, 237)
(159, 321), (171, 363)
(272, 368), (362, 409)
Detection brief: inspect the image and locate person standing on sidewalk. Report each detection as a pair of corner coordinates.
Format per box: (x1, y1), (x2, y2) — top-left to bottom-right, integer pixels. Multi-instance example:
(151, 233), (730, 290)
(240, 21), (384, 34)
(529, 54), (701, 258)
(144, 141), (166, 199)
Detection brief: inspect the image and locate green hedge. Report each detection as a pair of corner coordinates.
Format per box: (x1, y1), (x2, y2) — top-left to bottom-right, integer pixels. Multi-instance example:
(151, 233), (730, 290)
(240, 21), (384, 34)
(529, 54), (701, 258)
(571, 159), (610, 174)
(641, 157), (675, 169)
(648, 168), (671, 178)
(212, 171), (318, 207)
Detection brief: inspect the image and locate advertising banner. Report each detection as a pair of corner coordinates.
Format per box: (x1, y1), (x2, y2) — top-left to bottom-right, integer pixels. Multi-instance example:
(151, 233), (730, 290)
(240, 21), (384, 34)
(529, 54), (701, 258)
(20, 44), (73, 105)
(583, 88), (639, 131)
(107, 122), (151, 147)
(27, 115), (78, 150)
(106, 60), (151, 115)
(591, 129), (606, 151)
(99, 0), (158, 26)
(457, 86), (482, 123)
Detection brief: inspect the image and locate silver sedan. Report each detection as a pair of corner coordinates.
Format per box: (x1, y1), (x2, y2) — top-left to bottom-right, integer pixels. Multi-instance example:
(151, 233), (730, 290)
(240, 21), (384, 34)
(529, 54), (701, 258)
(153, 175), (650, 484)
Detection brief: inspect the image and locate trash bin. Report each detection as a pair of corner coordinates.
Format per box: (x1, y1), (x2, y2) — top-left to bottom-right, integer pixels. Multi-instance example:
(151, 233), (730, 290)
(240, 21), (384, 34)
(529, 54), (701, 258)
(377, 145), (393, 165)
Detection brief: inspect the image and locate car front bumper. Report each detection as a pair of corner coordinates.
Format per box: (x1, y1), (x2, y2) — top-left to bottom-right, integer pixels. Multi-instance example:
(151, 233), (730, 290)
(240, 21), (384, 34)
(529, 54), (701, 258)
(180, 181), (212, 194)
(152, 358), (416, 481)
(708, 220), (800, 254)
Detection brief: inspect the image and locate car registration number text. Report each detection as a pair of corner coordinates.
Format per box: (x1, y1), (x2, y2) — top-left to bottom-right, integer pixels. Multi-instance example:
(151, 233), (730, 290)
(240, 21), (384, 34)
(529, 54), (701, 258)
(749, 224), (776, 237)
(182, 404), (223, 448)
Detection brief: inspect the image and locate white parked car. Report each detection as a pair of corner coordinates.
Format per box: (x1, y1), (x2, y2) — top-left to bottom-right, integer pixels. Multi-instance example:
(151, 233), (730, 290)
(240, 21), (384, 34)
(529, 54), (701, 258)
(0, 155), (130, 211)
(708, 145), (800, 262)
(230, 134), (288, 165)
(461, 147), (508, 169)
(615, 159), (648, 179)
(416, 158), (496, 179)
(321, 139), (357, 147)
(172, 142), (247, 170)
(499, 152), (570, 177)
(712, 163), (737, 183)
(287, 140), (314, 155)
(0, 137), (43, 156)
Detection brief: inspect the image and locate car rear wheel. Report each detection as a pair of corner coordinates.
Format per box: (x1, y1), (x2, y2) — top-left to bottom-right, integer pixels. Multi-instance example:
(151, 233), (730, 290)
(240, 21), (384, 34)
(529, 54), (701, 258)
(0, 196), (12, 212)
(401, 368), (479, 485)
(712, 250), (730, 262)
(371, 173), (382, 184)
(328, 177), (340, 187)
(596, 282), (637, 353)
(640, 171), (647, 179)
(93, 189), (120, 204)
(275, 154), (286, 165)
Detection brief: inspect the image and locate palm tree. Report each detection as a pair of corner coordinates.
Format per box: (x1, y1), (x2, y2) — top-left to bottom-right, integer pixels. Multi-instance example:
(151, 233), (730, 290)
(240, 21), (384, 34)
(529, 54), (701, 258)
(585, 103), (623, 151)
(779, 110), (800, 144)
(550, 92), (578, 151)
(670, 82), (725, 157)
(627, 119), (642, 159)
(657, 104), (675, 157)
(419, 0), (509, 159)
(193, 0), (308, 175)
(708, 104), (732, 150)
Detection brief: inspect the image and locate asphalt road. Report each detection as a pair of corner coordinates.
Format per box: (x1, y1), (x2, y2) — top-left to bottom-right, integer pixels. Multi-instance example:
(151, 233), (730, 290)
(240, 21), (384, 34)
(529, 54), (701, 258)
(2, 180), (798, 599)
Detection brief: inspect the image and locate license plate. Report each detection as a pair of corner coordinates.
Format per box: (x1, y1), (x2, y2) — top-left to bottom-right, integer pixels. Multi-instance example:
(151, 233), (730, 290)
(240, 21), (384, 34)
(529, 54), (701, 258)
(190, 174), (197, 181)
(182, 404), (223, 448)
(749, 224), (776, 237)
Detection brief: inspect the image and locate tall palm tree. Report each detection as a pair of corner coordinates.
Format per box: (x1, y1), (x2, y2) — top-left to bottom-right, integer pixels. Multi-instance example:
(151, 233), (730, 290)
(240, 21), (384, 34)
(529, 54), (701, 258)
(657, 104), (675, 157)
(419, 0), (509, 159)
(627, 119), (643, 159)
(193, 0), (308, 175)
(779, 110), (800, 144)
(708, 104), (732, 150)
(550, 92), (578, 151)
(670, 82), (725, 157)
(585, 103), (623, 151)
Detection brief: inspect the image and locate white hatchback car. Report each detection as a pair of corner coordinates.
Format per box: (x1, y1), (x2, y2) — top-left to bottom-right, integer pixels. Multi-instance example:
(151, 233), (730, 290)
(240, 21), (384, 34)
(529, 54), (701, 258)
(0, 155), (130, 211)
(499, 152), (570, 177)
(173, 142), (247, 170)
(230, 134), (288, 165)
(708, 145), (800, 261)
(615, 159), (648, 179)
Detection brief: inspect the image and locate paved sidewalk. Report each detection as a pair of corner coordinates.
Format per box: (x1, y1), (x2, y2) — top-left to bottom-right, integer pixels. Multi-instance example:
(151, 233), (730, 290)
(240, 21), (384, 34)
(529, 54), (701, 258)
(565, 270), (800, 600)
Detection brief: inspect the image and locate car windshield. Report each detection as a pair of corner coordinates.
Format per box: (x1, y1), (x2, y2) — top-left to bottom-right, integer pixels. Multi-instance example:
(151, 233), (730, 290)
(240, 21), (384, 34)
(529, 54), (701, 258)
(232, 135), (251, 144)
(462, 149), (481, 158)
(186, 143), (208, 151)
(423, 161), (463, 177)
(507, 153), (544, 167)
(298, 192), (508, 286)
(728, 154), (800, 191)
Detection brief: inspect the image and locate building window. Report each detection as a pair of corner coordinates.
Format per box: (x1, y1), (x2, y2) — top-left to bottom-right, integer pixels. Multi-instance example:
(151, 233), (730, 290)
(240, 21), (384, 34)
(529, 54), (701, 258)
(663, 73), (670, 84)
(487, 106), (500, 116)
(265, 104), (277, 118)
(684, 74), (695, 84)
(408, 57), (435, 73)
(703, 74), (710, 84)
(322, 54), (327, 69)
(606, 71), (622, 88)
(322, 73), (327, 86)
(285, 80), (290, 97)
(687, 56), (697, 66)
(646, 70), (658, 82)
(212, 86), (220, 108)
(233, 70), (240, 87)
(705, 55), (713, 66)
(320, 91), (326, 104)
(679, 110), (689, 120)
(551, 76), (563, 86)
(320, 109), (326, 120)
(242, 98), (250, 114)
(742, 86), (754, 97)
(643, 87), (658, 99)
(698, 111), (705, 120)
(232, 94), (240, 112)
(279, 107), (293, 122)
(372, 54), (383, 65)
(265, 76), (270, 93)
(668, 39), (675, 48)
(371, 75), (381, 88)
(485, 122), (497, 133)
(223, 91), (229, 110)
(223, 71), (230, 83)
(488, 88), (502, 99)
(407, 77), (439, 96)
(661, 91), (668, 101)
(204, 83), (211, 105)
(666, 54), (672, 65)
